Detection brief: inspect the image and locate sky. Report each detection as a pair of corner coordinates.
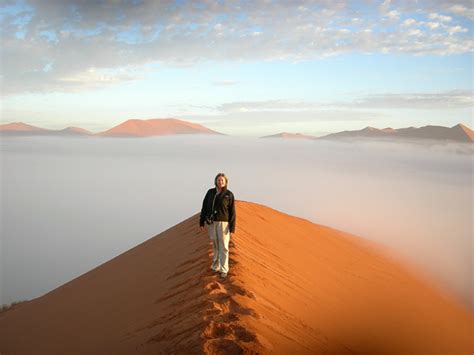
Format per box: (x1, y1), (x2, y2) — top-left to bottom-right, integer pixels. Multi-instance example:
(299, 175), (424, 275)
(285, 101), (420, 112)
(0, 0), (473, 137)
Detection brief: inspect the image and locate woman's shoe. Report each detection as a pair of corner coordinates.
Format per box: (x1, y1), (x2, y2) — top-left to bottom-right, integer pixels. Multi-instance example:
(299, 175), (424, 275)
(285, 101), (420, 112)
(220, 272), (227, 278)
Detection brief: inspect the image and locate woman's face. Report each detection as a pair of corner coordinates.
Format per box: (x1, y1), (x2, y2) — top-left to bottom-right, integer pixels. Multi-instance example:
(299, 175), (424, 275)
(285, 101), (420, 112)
(216, 176), (226, 189)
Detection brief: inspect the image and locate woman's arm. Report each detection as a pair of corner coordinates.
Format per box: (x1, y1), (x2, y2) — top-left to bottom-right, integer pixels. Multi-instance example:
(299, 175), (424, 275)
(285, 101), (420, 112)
(228, 193), (236, 233)
(199, 190), (210, 228)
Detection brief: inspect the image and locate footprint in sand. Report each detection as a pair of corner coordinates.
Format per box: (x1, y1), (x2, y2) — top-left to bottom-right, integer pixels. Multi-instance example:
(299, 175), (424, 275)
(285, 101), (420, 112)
(201, 269), (263, 353)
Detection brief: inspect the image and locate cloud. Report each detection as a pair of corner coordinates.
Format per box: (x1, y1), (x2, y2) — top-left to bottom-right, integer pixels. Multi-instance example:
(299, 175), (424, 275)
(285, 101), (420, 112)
(401, 18), (417, 27)
(184, 109), (383, 125)
(180, 89), (473, 128)
(448, 4), (474, 21)
(3, 135), (473, 310)
(349, 90), (474, 109)
(212, 80), (238, 86)
(387, 10), (400, 20)
(217, 100), (323, 113)
(428, 13), (452, 22)
(56, 66), (145, 88)
(1, 0), (473, 95)
(216, 90), (474, 113)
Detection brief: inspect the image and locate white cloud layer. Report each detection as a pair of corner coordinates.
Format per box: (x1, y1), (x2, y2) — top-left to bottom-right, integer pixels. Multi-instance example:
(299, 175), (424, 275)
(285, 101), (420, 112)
(2, 136), (473, 311)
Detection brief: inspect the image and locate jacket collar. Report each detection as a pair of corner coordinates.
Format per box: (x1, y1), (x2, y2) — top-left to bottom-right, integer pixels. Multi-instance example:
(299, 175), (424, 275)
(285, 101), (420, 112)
(215, 186), (227, 194)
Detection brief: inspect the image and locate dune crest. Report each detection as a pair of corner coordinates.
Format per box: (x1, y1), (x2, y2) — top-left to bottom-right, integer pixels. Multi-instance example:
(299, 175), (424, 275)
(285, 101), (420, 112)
(261, 132), (316, 140)
(0, 201), (472, 354)
(95, 118), (222, 137)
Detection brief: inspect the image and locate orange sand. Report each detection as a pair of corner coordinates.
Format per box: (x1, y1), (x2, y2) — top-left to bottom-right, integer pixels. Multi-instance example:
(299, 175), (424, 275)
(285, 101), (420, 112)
(0, 200), (472, 354)
(95, 118), (221, 137)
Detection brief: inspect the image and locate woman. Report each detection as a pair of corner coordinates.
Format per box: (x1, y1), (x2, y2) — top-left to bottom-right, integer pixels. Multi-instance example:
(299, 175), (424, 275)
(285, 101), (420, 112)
(199, 172), (236, 279)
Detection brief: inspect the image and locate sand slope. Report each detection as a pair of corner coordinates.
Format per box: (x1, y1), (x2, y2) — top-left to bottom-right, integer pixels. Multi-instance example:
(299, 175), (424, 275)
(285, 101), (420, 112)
(0, 122), (94, 136)
(0, 200), (472, 354)
(95, 118), (222, 137)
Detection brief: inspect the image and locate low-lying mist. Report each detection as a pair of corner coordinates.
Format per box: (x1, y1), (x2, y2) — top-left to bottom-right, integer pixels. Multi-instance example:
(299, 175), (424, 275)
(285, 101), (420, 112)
(1, 135), (472, 310)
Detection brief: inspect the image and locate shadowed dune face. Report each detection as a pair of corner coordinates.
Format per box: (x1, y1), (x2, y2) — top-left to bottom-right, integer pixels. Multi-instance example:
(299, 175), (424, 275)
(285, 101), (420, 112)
(0, 201), (472, 354)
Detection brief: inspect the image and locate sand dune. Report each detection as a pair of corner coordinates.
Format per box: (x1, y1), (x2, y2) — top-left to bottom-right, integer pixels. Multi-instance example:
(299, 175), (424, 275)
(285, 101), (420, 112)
(0, 200), (472, 354)
(0, 122), (47, 132)
(0, 118), (220, 137)
(95, 118), (222, 137)
(0, 122), (93, 136)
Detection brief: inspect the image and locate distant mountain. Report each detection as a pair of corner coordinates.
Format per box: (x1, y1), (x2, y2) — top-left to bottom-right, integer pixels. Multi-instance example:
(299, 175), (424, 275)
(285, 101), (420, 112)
(0, 122), (46, 132)
(0, 122), (49, 135)
(260, 132), (316, 140)
(95, 118), (222, 137)
(55, 127), (94, 136)
(0, 122), (93, 136)
(318, 123), (473, 143)
(2, 121), (472, 142)
(0, 118), (221, 138)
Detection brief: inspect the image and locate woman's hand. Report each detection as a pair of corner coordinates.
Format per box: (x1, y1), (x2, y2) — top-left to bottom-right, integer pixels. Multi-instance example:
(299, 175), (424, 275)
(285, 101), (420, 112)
(200, 226), (206, 232)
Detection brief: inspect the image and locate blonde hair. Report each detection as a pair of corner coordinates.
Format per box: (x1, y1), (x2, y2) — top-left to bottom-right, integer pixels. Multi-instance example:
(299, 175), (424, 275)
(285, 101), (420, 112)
(214, 172), (229, 188)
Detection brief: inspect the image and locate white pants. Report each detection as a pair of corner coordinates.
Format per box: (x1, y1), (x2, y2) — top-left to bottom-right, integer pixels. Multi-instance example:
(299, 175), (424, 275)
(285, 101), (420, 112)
(208, 221), (230, 273)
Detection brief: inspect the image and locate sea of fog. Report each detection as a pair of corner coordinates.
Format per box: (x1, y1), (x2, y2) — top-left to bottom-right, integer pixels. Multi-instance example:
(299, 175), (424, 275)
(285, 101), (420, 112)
(0, 135), (472, 310)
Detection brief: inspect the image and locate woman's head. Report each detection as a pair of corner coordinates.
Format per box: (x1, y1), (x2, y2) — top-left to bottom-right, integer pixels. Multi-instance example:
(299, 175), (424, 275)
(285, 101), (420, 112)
(214, 172), (228, 189)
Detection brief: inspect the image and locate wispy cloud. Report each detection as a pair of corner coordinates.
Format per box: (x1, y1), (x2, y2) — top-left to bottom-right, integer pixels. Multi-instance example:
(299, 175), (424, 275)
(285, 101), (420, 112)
(216, 90), (474, 113)
(212, 80), (239, 86)
(184, 109), (384, 124)
(1, 0), (473, 95)
(348, 90), (474, 109)
(447, 3), (474, 21)
(181, 89), (473, 129)
(218, 100), (322, 113)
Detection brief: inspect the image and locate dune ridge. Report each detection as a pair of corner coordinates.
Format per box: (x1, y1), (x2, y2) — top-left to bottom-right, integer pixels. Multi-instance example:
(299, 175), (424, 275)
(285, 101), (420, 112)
(0, 200), (472, 354)
(0, 122), (93, 136)
(95, 118), (222, 137)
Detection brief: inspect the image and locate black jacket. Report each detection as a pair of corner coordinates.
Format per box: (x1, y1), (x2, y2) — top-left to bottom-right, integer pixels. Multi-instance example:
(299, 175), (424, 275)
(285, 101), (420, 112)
(199, 186), (236, 233)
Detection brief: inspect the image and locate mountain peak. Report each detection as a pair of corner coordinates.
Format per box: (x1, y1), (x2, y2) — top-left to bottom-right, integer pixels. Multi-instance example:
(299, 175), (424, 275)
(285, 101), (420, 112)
(95, 118), (222, 137)
(362, 126), (380, 131)
(0, 122), (46, 131)
(59, 127), (93, 135)
(261, 132), (315, 139)
(451, 123), (474, 141)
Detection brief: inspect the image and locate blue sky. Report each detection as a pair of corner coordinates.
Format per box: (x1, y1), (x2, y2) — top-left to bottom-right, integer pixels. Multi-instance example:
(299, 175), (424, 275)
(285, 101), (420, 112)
(1, 0), (472, 136)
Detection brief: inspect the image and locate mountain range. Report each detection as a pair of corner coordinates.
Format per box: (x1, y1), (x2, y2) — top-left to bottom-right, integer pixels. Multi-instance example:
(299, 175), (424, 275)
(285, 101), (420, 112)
(1, 119), (473, 143)
(316, 123), (474, 143)
(261, 123), (473, 143)
(0, 119), (220, 138)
